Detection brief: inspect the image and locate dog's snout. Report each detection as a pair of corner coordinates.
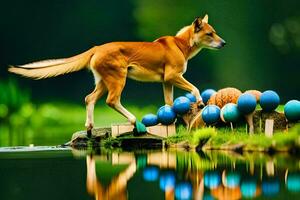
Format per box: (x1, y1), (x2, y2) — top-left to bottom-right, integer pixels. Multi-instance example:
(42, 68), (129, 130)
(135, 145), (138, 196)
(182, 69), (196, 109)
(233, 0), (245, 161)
(221, 40), (226, 46)
(220, 39), (226, 47)
(217, 39), (226, 49)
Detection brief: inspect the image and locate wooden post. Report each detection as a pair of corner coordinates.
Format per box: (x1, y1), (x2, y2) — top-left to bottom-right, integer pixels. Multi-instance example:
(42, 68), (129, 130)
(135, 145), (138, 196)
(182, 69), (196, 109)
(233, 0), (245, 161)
(230, 122), (234, 132)
(265, 119), (274, 138)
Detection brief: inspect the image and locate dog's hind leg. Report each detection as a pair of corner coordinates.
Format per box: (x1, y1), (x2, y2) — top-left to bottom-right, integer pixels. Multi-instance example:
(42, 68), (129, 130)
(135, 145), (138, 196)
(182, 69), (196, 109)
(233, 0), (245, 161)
(103, 72), (146, 134)
(85, 81), (107, 137)
(105, 77), (136, 124)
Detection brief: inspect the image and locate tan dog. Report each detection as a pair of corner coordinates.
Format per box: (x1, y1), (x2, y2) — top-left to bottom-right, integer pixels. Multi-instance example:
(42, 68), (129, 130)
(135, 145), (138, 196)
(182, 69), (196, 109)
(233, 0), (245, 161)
(9, 14), (226, 134)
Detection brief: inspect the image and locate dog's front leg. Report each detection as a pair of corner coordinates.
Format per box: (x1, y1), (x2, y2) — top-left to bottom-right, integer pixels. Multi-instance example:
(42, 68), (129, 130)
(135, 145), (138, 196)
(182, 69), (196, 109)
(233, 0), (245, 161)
(168, 75), (203, 103)
(163, 82), (174, 105)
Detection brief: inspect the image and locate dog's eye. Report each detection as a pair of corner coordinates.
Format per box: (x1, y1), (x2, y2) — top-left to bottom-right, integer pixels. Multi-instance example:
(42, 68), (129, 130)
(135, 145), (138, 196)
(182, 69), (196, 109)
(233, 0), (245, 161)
(206, 32), (213, 37)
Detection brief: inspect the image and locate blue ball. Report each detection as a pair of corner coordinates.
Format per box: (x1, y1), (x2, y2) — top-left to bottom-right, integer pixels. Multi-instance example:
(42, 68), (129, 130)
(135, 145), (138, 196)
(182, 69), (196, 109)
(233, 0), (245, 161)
(262, 178), (280, 196)
(201, 105), (220, 125)
(237, 93), (257, 114)
(159, 171), (176, 191)
(224, 171), (241, 188)
(241, 179), (257, 198)
(173, 96), (191, 115)
(175, 182), (193, 200)
(203, 194), (214, 200)
(204, 171), (221, 189)
(142, 114), (158, 127)
(143, 166), (159, 182)
(260, 90), (280, 112)
(286, 172), (300, 192)
(185, 93), (197, 103)
(157, 105), (176, 125)
(221, 103), (241, 123)
(284, 100), (300, 122)
(201, 89), (217, 104)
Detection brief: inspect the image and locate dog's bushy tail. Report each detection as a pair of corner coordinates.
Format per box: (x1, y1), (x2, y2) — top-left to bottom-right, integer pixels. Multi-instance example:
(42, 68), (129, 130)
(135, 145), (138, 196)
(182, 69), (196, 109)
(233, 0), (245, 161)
(8, 47), (96, 79)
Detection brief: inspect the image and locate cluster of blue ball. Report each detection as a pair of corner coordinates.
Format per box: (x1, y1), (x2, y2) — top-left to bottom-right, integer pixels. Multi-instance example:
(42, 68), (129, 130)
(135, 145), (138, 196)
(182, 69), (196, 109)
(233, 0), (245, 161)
(143, 166), (300, 198)
(142, 89), (300, 127)
(143, 167), (193, 200)
(201, 89), (300, 125)
(142, 93), (196, 126)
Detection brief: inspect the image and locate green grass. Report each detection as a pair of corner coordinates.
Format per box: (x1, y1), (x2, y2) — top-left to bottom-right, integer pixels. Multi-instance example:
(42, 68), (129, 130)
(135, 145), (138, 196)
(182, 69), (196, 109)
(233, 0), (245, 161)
(166, 124), (300, 151)
(210, 125), (300, 150)
(191, 127), (217, 146)
(208, 132), (272, 148)
(165, 125), (191, 144)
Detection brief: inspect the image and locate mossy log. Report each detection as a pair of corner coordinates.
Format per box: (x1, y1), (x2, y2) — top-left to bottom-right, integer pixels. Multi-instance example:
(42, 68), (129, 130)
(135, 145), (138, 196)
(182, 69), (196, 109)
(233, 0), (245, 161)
(70, 127), (164, 149)
(70, 128), (111, 148)
(252, 110), (289, 132)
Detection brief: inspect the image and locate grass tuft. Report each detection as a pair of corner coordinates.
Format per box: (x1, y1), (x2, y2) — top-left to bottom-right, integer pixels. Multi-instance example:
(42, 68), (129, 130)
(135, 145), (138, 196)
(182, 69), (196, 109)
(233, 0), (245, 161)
(191, 127), (217, 146)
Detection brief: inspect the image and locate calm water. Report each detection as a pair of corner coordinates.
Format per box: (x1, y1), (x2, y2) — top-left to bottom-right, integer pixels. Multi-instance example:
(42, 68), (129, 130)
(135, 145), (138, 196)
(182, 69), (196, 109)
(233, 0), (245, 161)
(0, 148), (299, 200)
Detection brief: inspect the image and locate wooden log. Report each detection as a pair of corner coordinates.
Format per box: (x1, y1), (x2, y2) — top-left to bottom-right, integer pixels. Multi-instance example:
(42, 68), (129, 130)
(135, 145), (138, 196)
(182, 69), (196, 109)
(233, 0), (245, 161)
(111, 123), (133, 138)
(111, 123), (176, 138)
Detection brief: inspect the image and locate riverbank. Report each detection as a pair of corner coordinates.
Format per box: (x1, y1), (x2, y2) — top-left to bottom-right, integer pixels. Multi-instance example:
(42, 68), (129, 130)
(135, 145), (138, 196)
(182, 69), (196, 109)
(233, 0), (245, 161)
(70, 124), (300, 154)
(167, 125), (300, 153)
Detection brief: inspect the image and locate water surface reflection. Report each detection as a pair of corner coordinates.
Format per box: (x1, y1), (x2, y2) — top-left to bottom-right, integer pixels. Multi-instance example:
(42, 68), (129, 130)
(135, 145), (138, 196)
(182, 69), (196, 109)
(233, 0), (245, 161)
(81, 150), (300, 200)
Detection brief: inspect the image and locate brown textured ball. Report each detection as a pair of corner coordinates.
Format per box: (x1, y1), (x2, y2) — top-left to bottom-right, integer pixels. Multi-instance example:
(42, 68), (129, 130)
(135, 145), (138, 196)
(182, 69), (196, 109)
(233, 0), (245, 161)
(244, 90), (262, 102)
(207, 87), (242, 108)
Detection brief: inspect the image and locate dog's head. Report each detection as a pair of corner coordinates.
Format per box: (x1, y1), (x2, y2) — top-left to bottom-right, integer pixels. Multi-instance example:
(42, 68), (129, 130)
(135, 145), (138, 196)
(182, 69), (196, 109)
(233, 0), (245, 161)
(191, 14), (226, 50)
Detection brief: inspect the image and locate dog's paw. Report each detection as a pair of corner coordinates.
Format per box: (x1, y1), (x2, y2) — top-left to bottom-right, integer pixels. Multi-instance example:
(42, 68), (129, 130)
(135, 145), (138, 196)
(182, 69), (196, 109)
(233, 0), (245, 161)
(133, 121), (147, 136)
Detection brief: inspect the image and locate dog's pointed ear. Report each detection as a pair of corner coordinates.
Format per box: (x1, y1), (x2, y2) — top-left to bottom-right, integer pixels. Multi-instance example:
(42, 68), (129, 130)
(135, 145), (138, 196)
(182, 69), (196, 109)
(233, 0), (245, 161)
(193, 17), (203, 33)
(202, 14), (209, 23)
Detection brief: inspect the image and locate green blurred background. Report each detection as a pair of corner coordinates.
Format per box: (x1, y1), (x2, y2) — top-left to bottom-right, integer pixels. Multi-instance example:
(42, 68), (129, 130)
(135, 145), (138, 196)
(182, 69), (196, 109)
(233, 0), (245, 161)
(0, 0), (300, 146)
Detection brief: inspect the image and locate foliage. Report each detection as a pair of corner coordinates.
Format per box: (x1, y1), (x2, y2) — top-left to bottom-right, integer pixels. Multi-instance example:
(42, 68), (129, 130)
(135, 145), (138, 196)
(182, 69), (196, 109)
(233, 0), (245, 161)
(0, 101), (156, 147)
(0, 79), (31, 119)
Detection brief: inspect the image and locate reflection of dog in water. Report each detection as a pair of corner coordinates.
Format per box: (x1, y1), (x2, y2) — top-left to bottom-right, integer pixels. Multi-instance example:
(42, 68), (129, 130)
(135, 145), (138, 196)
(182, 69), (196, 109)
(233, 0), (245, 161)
(9, 14), (225, 134)
(86, 155), (136, 200)
(85, 152), (177, 200)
